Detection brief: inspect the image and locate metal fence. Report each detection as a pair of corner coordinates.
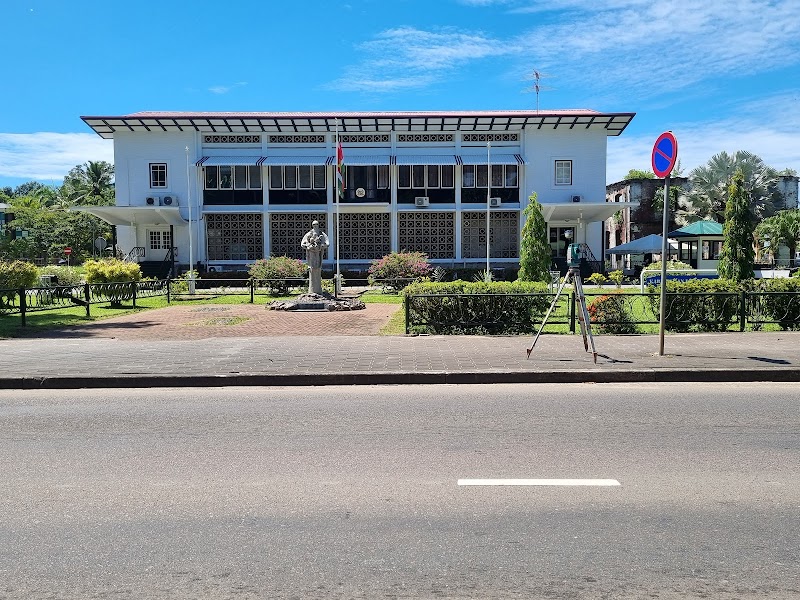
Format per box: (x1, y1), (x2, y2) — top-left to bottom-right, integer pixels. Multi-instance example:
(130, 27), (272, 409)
(405, 290), (800, 334)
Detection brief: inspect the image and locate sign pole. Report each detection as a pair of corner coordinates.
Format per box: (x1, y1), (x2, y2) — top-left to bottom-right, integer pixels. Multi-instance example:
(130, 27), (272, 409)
(658, 174), (669, 355)
(651, 131), (678, 357)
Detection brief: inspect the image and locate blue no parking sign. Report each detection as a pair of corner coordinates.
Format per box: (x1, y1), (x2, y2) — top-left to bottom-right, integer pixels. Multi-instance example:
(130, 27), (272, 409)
(651, 132), (678, 178)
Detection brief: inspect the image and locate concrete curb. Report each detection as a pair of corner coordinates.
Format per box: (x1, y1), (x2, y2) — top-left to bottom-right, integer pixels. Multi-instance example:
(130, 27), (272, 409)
(3, 368), (800, 389)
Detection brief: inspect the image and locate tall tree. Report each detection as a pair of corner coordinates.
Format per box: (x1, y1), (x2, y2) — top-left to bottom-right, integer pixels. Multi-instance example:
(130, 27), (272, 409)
(518, 193), (551, 282)
(717, 170), (755, 281)
(755, 209), (800, 264)
(61, 160), (115, 205)
(687, 150), (778, 222)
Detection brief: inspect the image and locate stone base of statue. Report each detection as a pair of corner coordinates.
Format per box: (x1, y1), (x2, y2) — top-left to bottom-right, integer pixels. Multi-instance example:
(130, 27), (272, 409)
(269, 292), (366, 312)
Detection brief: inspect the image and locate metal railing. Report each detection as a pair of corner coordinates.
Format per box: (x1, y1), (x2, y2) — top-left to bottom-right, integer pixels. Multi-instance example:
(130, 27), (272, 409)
(405, 290), (800, 334)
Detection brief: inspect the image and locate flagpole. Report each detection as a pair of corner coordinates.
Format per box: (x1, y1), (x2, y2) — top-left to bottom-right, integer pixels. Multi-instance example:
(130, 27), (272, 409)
(486, 140), (491, 276)
(335, 119), (341, 297)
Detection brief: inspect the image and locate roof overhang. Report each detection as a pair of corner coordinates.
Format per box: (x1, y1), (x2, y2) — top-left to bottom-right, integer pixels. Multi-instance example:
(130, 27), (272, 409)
(71, 206), (187, 227)
(81, 110), (636, 139)
(539, 202), (635, 223)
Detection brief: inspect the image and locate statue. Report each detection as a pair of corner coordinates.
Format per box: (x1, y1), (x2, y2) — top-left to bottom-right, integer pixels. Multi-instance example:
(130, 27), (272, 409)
(301, 220), (330, 295)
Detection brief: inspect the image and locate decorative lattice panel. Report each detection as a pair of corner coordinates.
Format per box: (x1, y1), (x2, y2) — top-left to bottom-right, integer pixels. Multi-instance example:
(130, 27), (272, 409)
(462, 211), (519, 258)
(270, 213), (328, 259)
(340, 134), (390, 143)
(339, 213), (391, 260)
(269, 135), (326, 144)
(206, 213), (264, 261)
(462, 133), (519, 142)
(398, 212), (455, 259)
(203, 135), (260, 144)
(397, 133), (454, 143)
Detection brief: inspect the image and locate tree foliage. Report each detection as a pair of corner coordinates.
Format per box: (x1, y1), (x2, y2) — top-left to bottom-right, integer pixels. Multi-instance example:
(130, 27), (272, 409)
(517, 192), (551, 282)
(755, 209), (800, 262)
(717, 170), (755, 281)
(624, 169), (655, 179)
(61, 161), (115, 206)
(687, 150), (779, 222)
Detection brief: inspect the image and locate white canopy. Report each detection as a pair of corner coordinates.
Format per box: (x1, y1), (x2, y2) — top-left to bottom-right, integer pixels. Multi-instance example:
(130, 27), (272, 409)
(71, 206), (187, 227)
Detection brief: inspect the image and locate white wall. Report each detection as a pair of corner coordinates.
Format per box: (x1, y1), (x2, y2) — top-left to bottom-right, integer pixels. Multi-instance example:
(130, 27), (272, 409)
(522, 127), (608, 203)
(114, 131), (201, 262)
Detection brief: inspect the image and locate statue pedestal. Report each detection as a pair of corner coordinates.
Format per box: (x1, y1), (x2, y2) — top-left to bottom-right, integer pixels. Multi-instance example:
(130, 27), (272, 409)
(269, 293), (366, 312)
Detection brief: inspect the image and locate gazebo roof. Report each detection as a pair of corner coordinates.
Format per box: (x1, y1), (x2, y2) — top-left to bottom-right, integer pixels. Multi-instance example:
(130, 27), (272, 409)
(669, 221), (723, 237)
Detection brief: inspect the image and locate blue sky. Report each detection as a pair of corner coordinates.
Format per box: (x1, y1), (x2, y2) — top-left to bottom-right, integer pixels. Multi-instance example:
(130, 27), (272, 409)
(1, 0), (798, 190)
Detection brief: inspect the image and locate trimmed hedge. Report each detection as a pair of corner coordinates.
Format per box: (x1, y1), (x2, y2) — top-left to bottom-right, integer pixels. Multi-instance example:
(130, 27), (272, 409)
(0, 260), (39, 306)
(403, 280), (551, 334)
(647, 278), (740, 332)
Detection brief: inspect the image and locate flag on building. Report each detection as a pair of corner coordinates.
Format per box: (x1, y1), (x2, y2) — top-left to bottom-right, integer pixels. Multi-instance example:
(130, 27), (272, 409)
(336, 140), (345, 200)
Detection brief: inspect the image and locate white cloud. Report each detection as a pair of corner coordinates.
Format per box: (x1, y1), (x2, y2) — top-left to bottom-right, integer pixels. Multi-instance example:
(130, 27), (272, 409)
(208, 81), (248, 95)
(326, 27), (509, 93)
(0, 132), (113, 182)
(511, 0), (800, 99)
(607, 94), (800, 183)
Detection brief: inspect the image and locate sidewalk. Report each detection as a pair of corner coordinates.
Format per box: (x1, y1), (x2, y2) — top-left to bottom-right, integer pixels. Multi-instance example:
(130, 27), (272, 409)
(2, 304), (800, 388)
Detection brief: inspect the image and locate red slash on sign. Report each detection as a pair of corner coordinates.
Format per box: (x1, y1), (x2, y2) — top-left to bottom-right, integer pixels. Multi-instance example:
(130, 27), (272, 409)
(652, 132), (678, 178)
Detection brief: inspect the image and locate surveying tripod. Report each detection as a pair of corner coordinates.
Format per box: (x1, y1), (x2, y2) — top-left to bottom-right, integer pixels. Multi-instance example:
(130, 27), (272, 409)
(526, 243), (597, 363)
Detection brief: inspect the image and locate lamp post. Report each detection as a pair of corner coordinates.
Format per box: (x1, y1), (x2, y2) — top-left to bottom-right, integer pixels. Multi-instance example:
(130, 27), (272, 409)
(185, 146), (195, 294)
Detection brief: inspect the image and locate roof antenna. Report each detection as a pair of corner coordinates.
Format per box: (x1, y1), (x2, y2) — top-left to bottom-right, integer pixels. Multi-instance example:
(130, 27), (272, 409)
(523, 70), (553, 114)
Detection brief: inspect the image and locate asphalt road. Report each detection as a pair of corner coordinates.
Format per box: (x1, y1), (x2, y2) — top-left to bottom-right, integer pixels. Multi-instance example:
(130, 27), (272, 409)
(1, 383), (798, 599)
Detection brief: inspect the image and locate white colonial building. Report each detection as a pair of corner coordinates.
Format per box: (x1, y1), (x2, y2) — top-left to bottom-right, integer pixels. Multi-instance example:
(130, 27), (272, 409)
(79, 109), (635, 275)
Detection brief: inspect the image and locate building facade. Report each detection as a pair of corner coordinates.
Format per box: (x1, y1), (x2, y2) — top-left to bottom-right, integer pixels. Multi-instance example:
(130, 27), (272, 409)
(81, 110), (635, 274)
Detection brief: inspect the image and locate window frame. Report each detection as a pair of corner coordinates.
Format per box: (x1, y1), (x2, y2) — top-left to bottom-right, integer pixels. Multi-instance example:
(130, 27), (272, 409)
(554, 160), (573, 186)
(149, 163), (167, 189)
(269, 165), (327, 190)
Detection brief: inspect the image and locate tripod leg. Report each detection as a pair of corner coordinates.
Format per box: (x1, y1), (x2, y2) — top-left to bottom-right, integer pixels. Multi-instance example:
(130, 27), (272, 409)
(574, 275), (598, 363)
(573, 276), (589, 351)
(526, 272), (571, 358)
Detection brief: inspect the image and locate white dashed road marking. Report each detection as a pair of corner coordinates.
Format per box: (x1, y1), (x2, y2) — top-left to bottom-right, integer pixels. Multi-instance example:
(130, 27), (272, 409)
(458, 479), (621, 486)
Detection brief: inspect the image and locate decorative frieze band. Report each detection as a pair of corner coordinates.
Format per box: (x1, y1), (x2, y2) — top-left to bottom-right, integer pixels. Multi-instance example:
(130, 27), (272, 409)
(397, 133), (454, 143)
(339, 134), (391, 143)
(462, 133), (519, 142)
(269, 135), (326, 144)
(203, 135), (261, 144)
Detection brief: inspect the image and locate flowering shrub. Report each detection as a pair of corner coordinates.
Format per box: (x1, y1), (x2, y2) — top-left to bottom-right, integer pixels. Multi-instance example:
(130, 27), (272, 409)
(608, 270), (625, 288)
(368, 251), (432, 290)
(249, 256), (306, 295)
(587, 292), (637, 334)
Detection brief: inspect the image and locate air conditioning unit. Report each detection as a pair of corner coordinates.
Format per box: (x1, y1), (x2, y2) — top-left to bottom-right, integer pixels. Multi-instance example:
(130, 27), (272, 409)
(145, 196), (160, 206)
(415, 196), (430, 207)
(489, 197), (502, 208)
(162, 195), (178, 206)
(571, 195), (583, 203)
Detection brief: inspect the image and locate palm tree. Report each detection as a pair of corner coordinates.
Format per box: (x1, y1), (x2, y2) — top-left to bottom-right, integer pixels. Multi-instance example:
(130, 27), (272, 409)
(687, 151), (779, 222)
(757, 210), (800, 266)
(62, 161), (115, 205)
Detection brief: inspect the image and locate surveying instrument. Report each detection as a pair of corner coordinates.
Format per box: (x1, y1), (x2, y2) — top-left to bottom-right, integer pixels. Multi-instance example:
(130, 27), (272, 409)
(526, 232), (597, 363)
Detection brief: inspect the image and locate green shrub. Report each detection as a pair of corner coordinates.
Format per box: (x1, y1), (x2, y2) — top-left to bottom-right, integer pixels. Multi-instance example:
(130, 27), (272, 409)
(608, 270), (625, 288)
(368, 251), (432, 290)
(754, 278), (800, 330)
(39, 265), (83, 286)
(402, 280), (550, 334)
(0, 260), (39, 306)
(249, 256), (306, 295)
(645, 260), (693, 272)
(84, 259), (141, 306)
(588, 292), (637, 334)
(647, 278), (739, 332)
(586, 273), (607, 287)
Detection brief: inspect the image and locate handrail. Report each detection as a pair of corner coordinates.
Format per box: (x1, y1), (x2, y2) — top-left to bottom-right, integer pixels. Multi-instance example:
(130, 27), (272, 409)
(124, 246), (145, 262)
